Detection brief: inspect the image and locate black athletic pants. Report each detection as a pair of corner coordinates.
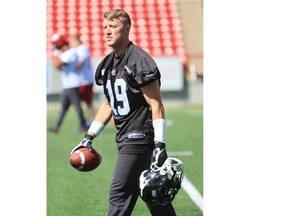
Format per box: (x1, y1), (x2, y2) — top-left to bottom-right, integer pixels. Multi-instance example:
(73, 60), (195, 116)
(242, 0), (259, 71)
(53, 87), (86, 129)
(107, 144), (176, 216)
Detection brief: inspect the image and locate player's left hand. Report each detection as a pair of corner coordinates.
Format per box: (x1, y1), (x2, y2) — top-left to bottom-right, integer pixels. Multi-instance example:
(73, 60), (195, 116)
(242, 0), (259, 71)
(70, 134), (94, 155)
(151, 142), (167, 167)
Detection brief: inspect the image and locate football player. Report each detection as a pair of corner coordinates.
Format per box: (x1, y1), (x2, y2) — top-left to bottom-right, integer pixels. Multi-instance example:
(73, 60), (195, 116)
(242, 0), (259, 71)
(71, 9), (176, 216)
(69, 35), (95, 124)
(49, 34), (88, 133)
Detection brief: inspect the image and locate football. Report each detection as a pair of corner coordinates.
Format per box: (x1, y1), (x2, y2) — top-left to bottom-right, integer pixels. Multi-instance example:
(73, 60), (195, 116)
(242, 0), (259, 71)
(70, 147), (102, 172)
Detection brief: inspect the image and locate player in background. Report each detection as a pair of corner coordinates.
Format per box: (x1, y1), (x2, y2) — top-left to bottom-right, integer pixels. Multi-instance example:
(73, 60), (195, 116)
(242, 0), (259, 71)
(69, 35), (95, 124)
(71, 9), (176, 216)
(49, 34), (88, 133)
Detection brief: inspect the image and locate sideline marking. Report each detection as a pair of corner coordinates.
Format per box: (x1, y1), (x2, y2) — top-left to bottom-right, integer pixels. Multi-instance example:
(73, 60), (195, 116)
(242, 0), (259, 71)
(166, 119), (174, 126)
(168, 151), (193, 156)
(182, 175), (203, 211)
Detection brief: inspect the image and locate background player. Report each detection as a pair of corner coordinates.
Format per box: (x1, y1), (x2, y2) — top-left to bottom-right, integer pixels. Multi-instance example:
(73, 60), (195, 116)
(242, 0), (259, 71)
(49, 34), (88, 133)
(71, 9), (176, 216)
(69, 34), (95, 124)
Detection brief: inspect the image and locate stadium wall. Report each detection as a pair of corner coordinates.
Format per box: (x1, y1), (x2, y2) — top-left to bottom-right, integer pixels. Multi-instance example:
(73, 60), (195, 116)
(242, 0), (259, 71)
(46, 57), (203, 107)
(178, 0), (203, 77)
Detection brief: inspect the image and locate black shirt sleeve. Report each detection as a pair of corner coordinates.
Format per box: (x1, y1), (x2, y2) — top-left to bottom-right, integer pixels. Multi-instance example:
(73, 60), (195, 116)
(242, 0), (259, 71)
(131, 51), (161, 87)
(95, 53), (114, 86)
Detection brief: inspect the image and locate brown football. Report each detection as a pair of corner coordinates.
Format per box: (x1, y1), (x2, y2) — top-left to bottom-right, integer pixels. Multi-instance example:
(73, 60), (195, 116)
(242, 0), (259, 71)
(70, 147), (102, 172)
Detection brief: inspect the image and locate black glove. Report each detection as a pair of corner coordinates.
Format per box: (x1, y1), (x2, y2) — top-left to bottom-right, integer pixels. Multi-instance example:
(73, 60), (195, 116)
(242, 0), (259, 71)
(151, 142), (168, 167)
(70, 134), (94, 155)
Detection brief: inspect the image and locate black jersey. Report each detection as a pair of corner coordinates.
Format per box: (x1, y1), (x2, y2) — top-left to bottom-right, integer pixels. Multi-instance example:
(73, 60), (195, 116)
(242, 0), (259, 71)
(95, 42), (161, 145)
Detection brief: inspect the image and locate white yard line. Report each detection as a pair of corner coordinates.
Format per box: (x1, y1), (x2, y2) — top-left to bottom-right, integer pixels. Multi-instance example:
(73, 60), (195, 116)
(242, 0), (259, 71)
(168, 151), (193, 156)
(182, 175), (203, 212)
(167, 151), (203, 211)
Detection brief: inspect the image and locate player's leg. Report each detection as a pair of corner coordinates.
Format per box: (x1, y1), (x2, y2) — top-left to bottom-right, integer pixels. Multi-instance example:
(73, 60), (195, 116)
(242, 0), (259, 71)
(145, 203), (176, 216)
(50, 89), (71, 131)
(108, 145), (152, 216)
(69, 87), (87, 130)
(79, 84), (95, 123)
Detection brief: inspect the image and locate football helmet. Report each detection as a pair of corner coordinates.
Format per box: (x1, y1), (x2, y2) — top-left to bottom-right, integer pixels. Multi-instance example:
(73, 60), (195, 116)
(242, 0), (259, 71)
(51, 33), (68, 50)
(139, 157), (184, 206)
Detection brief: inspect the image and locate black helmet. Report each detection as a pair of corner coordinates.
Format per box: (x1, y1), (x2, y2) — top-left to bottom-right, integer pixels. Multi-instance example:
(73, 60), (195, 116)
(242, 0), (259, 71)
(139, 158), (184, 206)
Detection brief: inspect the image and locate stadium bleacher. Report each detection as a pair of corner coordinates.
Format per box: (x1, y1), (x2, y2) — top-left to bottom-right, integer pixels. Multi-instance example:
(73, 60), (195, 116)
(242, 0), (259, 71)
(46, 0), (185, 58)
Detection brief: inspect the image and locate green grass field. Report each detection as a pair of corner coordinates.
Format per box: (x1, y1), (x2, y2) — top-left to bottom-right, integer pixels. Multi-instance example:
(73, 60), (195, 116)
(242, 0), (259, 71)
(47, 105), (203, 216)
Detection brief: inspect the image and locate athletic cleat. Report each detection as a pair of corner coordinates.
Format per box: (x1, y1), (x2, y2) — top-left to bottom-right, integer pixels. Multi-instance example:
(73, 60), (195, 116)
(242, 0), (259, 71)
(77, 126), (89, 133)
(49, 127), (59, 133)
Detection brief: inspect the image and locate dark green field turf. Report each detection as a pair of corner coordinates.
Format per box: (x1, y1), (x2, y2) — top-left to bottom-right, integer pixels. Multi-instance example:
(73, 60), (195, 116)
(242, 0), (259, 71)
(47, 105), (203, 216)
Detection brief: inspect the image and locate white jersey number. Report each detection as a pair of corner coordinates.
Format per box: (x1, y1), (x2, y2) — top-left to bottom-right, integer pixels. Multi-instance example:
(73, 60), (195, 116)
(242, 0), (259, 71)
(106, 79), (130, 116)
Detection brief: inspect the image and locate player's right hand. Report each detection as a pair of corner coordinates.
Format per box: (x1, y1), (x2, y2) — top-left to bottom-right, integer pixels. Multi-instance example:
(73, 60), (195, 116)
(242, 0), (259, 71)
(151, 142), (168, 168)
(70, 134), (94, 155)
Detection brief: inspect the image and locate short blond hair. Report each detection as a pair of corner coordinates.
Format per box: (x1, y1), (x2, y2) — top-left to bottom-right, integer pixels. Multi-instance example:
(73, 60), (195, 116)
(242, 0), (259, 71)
(103, 9), (131, 26)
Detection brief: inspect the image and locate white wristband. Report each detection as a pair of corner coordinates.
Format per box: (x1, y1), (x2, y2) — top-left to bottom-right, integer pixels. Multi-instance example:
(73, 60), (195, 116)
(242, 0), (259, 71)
(153, 119), (165, 143)
(88, 121), (104, 137)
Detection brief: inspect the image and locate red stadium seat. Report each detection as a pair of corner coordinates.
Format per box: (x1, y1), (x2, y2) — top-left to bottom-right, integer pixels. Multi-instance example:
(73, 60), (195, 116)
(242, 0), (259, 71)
(46, 0), (184, 57)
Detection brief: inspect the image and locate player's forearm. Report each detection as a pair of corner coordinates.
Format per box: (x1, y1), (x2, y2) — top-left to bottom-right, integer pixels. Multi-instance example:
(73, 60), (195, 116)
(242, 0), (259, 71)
(141, 80), (165, 120)
(150, 100), (165, 120)
(150, 101), (166, 143)
(94, 98), (113, 126)
(86, 99), (112, 137)
(51, 55), (63, 69)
